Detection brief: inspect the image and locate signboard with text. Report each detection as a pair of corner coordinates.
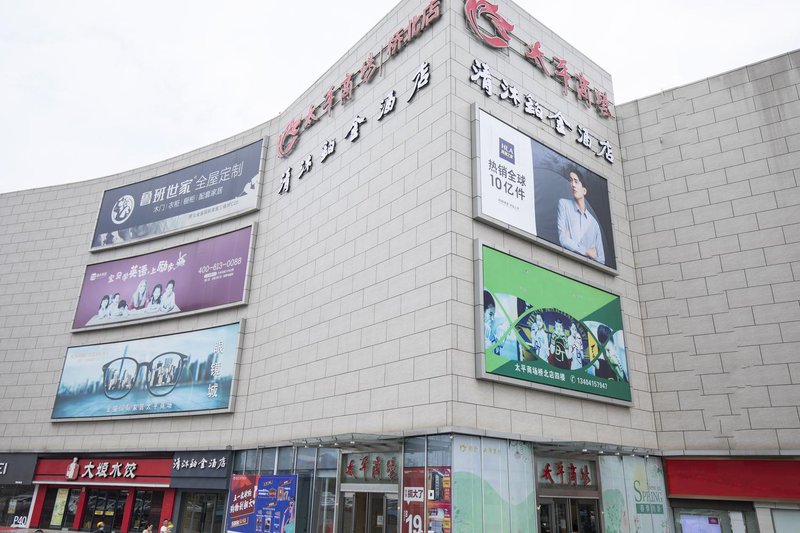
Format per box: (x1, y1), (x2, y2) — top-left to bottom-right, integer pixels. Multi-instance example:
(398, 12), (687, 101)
(474, 109), (616, 270)
(52, 322), (242, 420)
(226, 474), (298, 533)
(479, 245), (631, 402)
(73, 226), (253, 330)
(91, 140), (263, 250)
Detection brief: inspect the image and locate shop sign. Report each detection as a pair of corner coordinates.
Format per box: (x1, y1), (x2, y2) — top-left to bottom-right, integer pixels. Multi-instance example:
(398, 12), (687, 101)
(464, 0), (614, 118)
(536, 457), (595, 488)
(470, 64), (615, 164)
(0, 453), (37, 485)
(277, 62), (433, 196)
(34, 456), (172, 485)
(91, 140), (263, 250)
(172, 452), (230, 475)
(341, 453), (399, 483)
(276, 0), (441, 159)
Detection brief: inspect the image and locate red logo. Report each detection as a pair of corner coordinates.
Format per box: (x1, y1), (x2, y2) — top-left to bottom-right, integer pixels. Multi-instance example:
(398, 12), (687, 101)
(464, 0), (514, 48)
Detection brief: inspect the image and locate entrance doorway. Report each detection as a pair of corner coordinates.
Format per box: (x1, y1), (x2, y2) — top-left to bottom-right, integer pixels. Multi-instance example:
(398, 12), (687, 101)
(340, 492), (398, 533)
(538, 498), (600, 533)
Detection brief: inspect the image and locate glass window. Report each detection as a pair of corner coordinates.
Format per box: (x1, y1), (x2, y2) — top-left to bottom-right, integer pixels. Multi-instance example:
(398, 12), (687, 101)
(508, 441), (536, 533)
(177, 492), (226, 533)
(83, 489), (128, 531)
(131, 491), (164, 532)
(277, 447), (294, 474)
(452, 435), (483, 532)
(296, 448), (317, 470)
(259, 448), (276, 474)
(482, 438), (510, 532)
(427, 435), (452, 467)
(317, 448), (338, 470)
(233, 449), (258, 474)
(404, 437), (426, 467)
(312, 467), (337, 533)
(0, 485), (34, 528)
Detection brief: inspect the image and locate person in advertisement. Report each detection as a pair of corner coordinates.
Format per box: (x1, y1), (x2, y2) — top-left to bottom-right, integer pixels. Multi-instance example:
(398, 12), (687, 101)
(556, 168), (605, 264)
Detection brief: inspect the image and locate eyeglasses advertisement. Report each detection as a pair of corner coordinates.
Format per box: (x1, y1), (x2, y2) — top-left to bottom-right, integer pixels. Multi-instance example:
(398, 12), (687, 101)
(52, 322), (242, 420)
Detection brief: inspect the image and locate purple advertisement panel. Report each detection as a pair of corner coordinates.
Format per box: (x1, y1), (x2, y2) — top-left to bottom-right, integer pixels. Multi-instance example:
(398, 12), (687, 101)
(73, 226), (253, 330)
(91, 139), (263, 250)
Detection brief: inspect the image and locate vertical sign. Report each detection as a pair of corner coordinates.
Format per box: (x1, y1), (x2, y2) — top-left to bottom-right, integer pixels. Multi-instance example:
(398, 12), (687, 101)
(402, 467), (426, 533)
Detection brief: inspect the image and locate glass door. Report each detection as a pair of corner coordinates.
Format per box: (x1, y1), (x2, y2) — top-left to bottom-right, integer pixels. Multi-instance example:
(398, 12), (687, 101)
(538, 498), (600, 533)
(339, 492), (398, 533)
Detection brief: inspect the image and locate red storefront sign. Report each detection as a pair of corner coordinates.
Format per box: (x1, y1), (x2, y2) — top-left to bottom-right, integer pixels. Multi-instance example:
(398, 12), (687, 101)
(34, 456), (172, 486)
(665, 458), (800, 501)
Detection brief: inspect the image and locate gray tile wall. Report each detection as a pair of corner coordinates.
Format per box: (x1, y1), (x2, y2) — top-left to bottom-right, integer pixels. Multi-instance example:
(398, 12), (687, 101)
(618, 50), (800, 453)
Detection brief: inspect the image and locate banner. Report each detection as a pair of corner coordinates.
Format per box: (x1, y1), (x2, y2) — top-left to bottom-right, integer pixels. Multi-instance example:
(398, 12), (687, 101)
(426, 466), (451, 533)
(599, 456), (670, 533)
(91, 140), (263, 250)
(480, 245), (631, 401)
(74, 226), (253, 330)
(52, 322), (242, 419)
(227, 475), (298, 533)
(476, 109), (616, 269)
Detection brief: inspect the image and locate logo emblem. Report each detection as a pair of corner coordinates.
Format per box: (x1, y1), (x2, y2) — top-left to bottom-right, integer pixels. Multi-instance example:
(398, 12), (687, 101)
(499, 138), (515, 164)
(111, 195), (135, 225)
(464, 0), (515, 49)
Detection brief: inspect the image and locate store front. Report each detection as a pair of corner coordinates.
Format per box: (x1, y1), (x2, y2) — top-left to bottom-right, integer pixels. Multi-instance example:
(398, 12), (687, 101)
(0, 453), (37, 529)
(339, 448), (401, 533)
(665, 457), (800, 533)
(30, 455), (174, 533)
(171, 451), (231, 533)
(535, 455), (601, 533)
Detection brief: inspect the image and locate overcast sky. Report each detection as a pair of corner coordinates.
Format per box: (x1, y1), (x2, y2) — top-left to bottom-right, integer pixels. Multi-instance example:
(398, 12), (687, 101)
(1, 0), (796, 195)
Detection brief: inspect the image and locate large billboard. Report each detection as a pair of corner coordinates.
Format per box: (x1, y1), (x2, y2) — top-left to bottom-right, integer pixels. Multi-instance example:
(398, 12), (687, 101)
(52, 322), (242, 420)
(478, 244), (630, 402)
(91, 140), (263, 250)
(73, 226), (254, 330)
(474, 109), (617, 270)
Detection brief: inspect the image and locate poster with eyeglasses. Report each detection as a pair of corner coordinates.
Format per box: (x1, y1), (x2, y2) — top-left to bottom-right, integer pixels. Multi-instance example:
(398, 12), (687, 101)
(51, 322), (242, 420)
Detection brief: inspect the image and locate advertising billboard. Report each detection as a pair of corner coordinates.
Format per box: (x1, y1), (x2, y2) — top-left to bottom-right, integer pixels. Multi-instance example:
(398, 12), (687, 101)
(227, 474), (298, 533)
(73, 226), (254, 330)
(474, 109), (617, 270)
(52, 322), (242, 420)
(478, 244), (630, 402)
(91, 140), (263, 250)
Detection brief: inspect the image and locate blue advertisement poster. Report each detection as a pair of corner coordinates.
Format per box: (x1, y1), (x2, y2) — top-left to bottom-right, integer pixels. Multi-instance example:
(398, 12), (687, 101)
(52, 322), (241, 420)
(228, 475), (298, 533)
(91, 140), (263, 250)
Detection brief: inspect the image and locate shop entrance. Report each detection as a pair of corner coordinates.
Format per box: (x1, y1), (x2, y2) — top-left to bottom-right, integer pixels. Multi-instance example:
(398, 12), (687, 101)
(538, 498), (600, 533)
(83, 489), (129, 531)
(340, 492), (398, 533)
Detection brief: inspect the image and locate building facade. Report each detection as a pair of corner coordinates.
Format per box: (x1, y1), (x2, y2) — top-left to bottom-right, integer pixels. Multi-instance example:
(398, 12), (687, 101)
(0, 1), (798, 533)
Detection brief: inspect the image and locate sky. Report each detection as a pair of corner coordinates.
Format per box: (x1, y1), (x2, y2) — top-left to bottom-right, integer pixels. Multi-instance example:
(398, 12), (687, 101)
(0, 0), (796, 194)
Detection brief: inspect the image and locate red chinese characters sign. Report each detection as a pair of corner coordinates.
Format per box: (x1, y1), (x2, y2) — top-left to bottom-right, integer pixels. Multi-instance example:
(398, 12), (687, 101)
(536, 457), (596, 488)
(463, 0), (614, 118)
(34, 456), (172, 485)
(341, 453), (399, 483)
(277, 0), (442, 159)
